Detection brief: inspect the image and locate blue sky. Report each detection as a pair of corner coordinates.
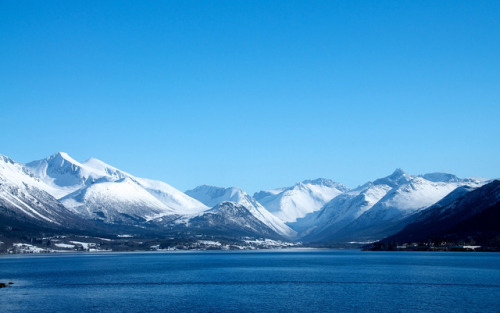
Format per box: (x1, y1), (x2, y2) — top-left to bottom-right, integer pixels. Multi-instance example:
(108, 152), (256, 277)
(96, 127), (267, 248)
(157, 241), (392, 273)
(1, 1), (499, 193)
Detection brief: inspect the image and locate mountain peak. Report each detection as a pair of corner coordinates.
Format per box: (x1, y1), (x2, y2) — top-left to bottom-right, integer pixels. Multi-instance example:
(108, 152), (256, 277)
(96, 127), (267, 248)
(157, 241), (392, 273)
(185, 185), (247, 208)
(209, 201), (239, 211)
(391, 168), (406, 177)
(51, 151), (72, 160)
(186, 185), (295, 238)
(373, 169), (410, 187)
(45, 152), (82, 167)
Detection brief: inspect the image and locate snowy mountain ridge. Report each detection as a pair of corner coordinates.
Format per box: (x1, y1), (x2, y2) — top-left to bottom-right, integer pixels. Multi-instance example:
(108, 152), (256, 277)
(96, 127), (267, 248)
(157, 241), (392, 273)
(25, 152), (208, 223)
(380, 180), (500, 245)
(186, 185), (296, 238)
(25, 152), (128, 198)
(170, 201), (288, 240)
(299, 169), (488, 242)
(0, 155), (83, 226)
(253, 178), (349, 223)
(0, 152), (495, 246)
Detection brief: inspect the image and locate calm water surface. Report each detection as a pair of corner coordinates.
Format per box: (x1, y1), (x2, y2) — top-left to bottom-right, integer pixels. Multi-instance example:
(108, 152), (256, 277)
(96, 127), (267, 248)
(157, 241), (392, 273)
(0, 249), (499, 312)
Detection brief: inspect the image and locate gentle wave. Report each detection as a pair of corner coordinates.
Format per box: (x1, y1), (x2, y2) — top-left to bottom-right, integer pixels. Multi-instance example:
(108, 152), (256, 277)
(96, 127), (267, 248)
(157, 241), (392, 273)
(60, 280), (500, 288)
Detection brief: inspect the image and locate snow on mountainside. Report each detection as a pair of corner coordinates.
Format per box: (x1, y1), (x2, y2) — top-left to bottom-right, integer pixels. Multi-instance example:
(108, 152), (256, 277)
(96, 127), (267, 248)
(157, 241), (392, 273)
(3, 152), (493, 245)
(351, 171), (485, 225)
(174, 201), (286, 239)
(293, 182), (392, 236)
(83, 156), (207, 215)
(26, 152), (126, 198)
(253, 178), (349, 223)
(135, 178), (208, 214)
(302, 169), (487, 243)
(60, 177), (176, 223)
(0, 155), (80, 226)
(407, 185), (479, 223)
(381, 180), (500, 245)
(186, 185), (296, 238)
(26, 152), (207, 223)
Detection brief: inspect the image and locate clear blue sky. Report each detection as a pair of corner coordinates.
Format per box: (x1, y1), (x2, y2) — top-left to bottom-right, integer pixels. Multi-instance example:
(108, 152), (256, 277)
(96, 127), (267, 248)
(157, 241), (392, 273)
(1, 1), (499, 193)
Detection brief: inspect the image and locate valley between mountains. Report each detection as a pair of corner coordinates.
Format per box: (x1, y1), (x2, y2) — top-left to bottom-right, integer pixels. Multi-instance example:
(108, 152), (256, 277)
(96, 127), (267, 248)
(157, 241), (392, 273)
(1, 152), (498, 253)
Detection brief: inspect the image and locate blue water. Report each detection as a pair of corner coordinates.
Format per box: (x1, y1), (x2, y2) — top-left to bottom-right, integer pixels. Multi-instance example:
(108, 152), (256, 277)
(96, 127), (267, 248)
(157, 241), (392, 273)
(0, 249), (499, 312)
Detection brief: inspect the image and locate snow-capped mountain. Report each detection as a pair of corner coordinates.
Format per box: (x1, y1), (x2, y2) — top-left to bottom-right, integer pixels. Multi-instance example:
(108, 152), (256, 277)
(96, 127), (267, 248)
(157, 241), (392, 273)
(26, 152), (208, 223)
(0, 155), (82, 227)
(25, 152), (127, 198)
(59, 177), (178, 223)
(186, 185), (296, 238)
(381, 180), (500, 245)
(292, 181), (392, 237)
(83, 157), (208, 215)
(253, 178), (349, 223)
(1, 151), (496, 248)
(170, 201), (286, 239)
(302, 169), (487, 243)
(134, 177), (208, 215)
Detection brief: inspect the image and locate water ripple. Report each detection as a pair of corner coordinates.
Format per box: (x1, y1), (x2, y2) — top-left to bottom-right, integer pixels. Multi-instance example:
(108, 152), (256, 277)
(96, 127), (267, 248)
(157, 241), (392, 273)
(60, 280), (500, 288)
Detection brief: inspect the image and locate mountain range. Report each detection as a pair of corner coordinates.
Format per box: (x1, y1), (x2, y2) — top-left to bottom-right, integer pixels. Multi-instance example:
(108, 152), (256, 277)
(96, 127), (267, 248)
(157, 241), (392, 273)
(0, 152), (497, 252)
(297, 169), (485, 243)
(380, 180), (500, 248)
